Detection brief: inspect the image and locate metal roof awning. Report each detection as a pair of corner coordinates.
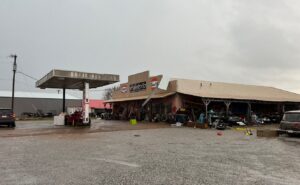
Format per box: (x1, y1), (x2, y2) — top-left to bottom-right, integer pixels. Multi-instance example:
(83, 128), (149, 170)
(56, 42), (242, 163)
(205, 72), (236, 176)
(174, 79), (300, 103)
(105, 92), (176, 103)
(36, 69), (119, 89)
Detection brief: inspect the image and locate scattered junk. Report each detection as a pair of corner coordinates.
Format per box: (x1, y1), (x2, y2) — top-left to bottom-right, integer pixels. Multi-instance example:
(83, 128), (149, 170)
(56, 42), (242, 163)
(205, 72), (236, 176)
(235, 127), (254, 136)
(215, 119), (227, 130)
(130, 119), (137, 125)
(235, 127), (248, 131)
(257, 129), (279, 137)
(20, 104), (57, 120)
(152, 113), (167, 122)
(227, 115), (244, 126)
(252, 112), (282, 125)
(171, 122), (183, 127)
(245, 128), (253, 136)
(176, 122), (182, 127)
(100, 112), (113, 120)
(174, 108), (189, 124)
(217, 131), (223, 136)
(198, 113), (205, 124)
(53, 113), (65, 126)
(129, 111), (138, 125)
(236, 121), (246, 126)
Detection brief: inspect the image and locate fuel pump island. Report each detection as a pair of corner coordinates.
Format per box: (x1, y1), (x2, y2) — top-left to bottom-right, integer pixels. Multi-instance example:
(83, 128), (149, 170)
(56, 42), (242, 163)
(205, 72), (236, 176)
(36, 69), (119, 126)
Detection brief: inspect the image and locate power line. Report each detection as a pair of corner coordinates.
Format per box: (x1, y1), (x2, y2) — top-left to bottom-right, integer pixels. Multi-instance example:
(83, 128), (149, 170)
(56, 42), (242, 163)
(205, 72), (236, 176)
(17, 71), (38, 81)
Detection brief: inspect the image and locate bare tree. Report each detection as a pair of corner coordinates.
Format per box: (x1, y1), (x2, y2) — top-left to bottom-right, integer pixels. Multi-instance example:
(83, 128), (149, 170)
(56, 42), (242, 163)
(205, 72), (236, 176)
(103, 86), (119, 100)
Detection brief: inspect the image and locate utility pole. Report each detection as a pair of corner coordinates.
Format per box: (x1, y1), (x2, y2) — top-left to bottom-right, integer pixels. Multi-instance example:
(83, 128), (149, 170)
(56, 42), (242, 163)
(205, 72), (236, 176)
(9, 54), (17, 112)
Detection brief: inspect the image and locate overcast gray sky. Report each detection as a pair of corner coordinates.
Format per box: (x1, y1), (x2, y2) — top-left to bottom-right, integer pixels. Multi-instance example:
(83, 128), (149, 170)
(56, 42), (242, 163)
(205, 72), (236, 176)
(1, 0), (300, 99)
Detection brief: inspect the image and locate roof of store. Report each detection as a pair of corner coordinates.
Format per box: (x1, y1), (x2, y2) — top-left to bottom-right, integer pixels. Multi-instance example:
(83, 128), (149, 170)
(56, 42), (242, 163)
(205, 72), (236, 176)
(174, 79), (300, 102)
(0, 90), (80, 100)
(105, 92), (176, 103)
(107, 78), (300, 103)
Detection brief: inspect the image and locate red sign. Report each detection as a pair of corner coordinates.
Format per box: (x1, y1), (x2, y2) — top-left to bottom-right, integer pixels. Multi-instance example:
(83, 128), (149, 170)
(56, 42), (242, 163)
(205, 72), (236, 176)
(150, 77), (159, 90)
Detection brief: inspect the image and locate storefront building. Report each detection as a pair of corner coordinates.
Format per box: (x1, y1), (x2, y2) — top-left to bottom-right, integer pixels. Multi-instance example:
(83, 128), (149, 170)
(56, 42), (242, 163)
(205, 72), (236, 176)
(106, 71), (300, 123)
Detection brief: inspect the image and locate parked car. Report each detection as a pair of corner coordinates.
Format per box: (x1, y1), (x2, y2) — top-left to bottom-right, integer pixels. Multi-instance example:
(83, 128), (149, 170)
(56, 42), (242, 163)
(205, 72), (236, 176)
(279, 110), (300, 135)
(227, 115), (245, 126)
(0, 108), (16, 128)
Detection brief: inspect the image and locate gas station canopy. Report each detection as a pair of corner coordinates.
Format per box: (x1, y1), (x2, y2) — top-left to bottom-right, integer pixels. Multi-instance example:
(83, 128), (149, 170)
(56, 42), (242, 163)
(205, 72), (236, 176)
(36, 69), (119, 89)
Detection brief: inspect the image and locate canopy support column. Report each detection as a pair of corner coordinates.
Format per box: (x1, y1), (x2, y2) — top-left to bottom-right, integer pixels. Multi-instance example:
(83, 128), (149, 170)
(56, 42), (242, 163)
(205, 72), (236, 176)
(83, 82), (90, 124)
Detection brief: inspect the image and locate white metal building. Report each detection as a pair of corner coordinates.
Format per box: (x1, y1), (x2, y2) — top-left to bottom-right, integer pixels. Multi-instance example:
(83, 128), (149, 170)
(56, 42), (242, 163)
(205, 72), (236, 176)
(0, 91), (81, 117)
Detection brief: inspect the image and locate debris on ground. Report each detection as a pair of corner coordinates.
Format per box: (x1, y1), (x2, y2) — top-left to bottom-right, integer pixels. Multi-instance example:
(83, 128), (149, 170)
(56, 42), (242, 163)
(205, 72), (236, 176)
(245, 128), (253, 136)
(257, 129), (279, 137)
(171, 122), (183, 127)
(217, 131), (223, 136)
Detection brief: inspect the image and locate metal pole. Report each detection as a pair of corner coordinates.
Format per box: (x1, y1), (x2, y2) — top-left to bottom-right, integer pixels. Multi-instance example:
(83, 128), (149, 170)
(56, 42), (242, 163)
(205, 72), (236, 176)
(205, 104), (208, 120)
(10, 55), (17, 112)
(247, 102), (252, 123)
(62, 88), (66, 113)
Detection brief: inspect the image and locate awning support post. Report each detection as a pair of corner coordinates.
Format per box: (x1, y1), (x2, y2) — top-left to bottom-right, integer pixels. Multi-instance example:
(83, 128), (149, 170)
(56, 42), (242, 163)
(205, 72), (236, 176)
(203, 99), (211, 120)
(247, 102), (251, 123)
(83, 82), (90, 124)
(224, 101), (231, 117)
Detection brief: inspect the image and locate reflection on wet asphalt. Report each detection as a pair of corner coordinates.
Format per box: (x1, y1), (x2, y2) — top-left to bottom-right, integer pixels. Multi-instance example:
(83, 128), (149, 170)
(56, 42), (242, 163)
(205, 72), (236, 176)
(278, 136), (300, 146)
(0, 119), (169, 137)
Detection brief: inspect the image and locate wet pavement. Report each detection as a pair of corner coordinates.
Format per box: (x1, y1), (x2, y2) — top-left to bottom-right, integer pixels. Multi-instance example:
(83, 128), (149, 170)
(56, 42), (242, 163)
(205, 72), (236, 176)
(0, 119), (169, 137)
(0, 126), (299, 185)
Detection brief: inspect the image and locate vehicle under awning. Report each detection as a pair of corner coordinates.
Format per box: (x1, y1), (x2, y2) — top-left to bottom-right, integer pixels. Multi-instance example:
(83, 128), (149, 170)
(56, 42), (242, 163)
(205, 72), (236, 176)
(36, 69), (119, 125)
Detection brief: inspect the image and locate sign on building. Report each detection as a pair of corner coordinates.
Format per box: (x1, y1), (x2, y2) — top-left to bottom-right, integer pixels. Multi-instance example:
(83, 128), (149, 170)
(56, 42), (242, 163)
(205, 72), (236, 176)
(129, 81), (147, 93)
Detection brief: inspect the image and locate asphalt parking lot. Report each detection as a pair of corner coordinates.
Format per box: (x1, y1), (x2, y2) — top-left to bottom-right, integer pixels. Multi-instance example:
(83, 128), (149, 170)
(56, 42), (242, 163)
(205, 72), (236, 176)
(0, 120), (299, 185)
